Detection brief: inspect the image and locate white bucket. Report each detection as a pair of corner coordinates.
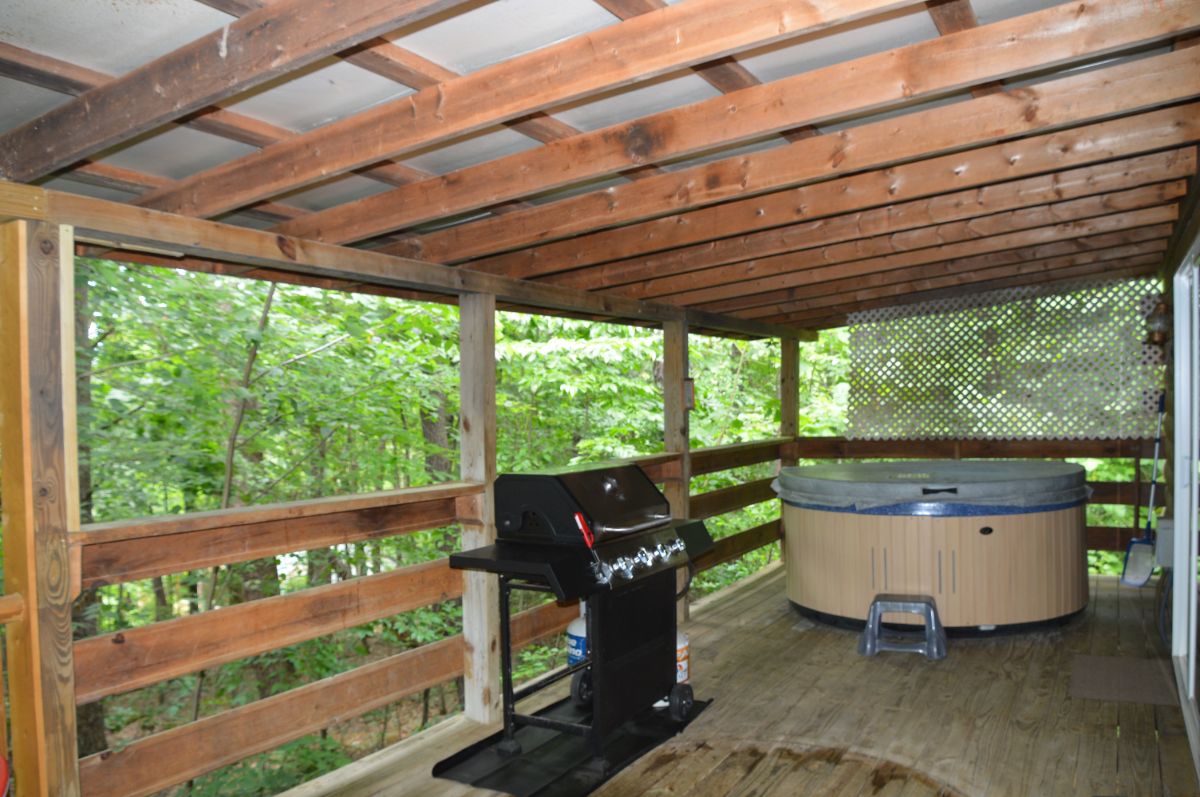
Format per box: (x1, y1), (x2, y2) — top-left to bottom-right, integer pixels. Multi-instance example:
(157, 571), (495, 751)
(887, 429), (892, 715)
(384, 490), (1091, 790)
(567, 605), (587, 665)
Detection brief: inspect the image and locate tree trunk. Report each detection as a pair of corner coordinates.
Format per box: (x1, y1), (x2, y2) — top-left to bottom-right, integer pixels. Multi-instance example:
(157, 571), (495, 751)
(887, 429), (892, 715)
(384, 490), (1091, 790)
(420, 391), (452, 481)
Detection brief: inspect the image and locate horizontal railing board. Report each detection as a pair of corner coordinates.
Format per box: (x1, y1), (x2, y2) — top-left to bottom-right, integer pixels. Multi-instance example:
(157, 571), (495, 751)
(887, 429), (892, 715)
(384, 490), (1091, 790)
(74, 559), (462, 705)
(689, 478), (776, 520)
(784, 437), (1155, 460)
(1088, 481), (1163, 507)
(79, 497), (460, 589)
(1086, 526), (1147, 552)
(77, 599), (574, 797)
(76, 481), (483, 543)
(694, 520), (782, 572)
(691, 438), (787, 476)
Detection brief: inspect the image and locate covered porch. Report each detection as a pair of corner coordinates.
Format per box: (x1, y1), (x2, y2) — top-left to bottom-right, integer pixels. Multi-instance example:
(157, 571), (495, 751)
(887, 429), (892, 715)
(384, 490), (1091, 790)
(282, 565), (1196, 796)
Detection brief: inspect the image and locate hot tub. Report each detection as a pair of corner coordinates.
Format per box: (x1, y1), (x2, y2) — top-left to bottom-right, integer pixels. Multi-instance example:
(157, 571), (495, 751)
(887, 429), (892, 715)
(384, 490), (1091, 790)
(772, 460), (1089, 629)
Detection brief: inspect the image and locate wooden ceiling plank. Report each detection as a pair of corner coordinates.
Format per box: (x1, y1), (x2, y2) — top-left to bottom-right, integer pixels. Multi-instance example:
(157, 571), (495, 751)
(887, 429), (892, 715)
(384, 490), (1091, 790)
(776, 260), (1161, 325)
(705, 226), (1169, 314)
(460, 109), (1200, 278)
(403, 43), (1200, 264)
(925, 0), (1005, 97)
(663, 205), (1177, 306)
(542, 149), (1195, 291)
(695, 224), (1171, 314)
(0, 0), (469, 182)
(741, 242), (1166, 318)
(618, 181), (1185, 301)
(133, 0), (927, 218)
(278, 0), (1200, 245)
(11, 181), (796, 339)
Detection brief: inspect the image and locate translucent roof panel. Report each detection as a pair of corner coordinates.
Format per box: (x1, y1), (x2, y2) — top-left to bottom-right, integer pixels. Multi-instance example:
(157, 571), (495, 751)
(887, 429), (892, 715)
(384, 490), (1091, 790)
(401, 126), (542, 175)
(222, 58), (416, 133)
(548, 72), (723, 133)
(0, 0), (233, 76)
(96, 126), (258, 181)
(275, 174), (397, 213)
(0, 77), (70, 134)
(393, 0), (619, 75)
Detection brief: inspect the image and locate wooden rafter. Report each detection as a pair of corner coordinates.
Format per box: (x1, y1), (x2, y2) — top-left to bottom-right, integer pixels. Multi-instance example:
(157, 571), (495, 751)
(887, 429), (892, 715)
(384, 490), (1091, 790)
(394, 44), (1200, 264)
(3, 180), (808, 340)
(925, 0), (1006, 97)
(657, 205), (1177, 307)
(614, 183), (1185, 302)
(275, 0), (1199, 245)
(704, 224), (1171, 315)
(539, 149), (1195, 291)
(0, 0), (468, 182)
(740, 242), (1168, 319)
(132, 0), (927, 218)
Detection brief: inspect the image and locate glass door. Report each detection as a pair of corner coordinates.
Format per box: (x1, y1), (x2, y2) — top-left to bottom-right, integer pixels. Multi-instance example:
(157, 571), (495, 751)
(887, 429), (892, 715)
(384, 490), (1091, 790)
(1172, 241), (1200, 776)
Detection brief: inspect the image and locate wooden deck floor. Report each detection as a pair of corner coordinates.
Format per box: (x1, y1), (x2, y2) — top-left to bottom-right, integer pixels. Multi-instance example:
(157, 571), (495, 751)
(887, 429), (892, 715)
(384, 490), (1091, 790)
(282, 565), (1197, 797)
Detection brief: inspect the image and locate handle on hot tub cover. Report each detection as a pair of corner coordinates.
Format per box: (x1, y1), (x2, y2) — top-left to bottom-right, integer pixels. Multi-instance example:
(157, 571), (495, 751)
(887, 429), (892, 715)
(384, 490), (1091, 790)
(921, 486), (959, 495)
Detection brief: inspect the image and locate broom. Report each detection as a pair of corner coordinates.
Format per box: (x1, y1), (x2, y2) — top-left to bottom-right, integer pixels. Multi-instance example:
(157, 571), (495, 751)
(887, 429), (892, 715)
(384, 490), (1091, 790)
(1121, 392), (1165, 588)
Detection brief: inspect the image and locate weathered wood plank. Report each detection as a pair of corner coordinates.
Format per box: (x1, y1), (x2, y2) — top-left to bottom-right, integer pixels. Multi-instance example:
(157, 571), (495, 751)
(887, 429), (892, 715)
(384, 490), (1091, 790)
(459, 292), (500, 723)
(279, 0), (1200, 245)
(783, 436), (1155, 460)
(734, 240), (1168, 319)
(663, 320), (692, 621)
(694, 520), (782, 571)
(407, 48), (1200, 264)
(138, 0), (921, 219)
(691, 438), (788, 476)
(76, 599), (573, 797)
(0, 0), (464, 182)
(690, 478), (777, 520)
(77, 496), (462, 589)
(0, 220), (82, 795)
(540, 149), (1195, 290)
(655, 204), (1179, 307)
(74, 558), (462, 705)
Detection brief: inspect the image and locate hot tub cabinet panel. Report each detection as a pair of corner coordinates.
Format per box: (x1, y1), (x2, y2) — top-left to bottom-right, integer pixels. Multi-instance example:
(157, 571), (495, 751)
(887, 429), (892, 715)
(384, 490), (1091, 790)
(774, 460), (1089, 629)
(783, 504), (1088, 627)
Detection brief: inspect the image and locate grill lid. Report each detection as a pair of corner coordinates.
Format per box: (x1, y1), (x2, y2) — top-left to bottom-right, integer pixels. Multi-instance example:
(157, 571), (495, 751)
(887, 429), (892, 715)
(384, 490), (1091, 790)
(495, 464), (670, 545)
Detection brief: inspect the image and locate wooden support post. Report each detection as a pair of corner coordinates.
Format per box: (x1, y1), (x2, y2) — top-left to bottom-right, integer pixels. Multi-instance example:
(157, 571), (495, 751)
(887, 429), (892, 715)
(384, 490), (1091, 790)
(0, 220), (82, 797)
(663, 320), (690, 622)
(458, 292), (500, 724)
(780, 336), (800, 467)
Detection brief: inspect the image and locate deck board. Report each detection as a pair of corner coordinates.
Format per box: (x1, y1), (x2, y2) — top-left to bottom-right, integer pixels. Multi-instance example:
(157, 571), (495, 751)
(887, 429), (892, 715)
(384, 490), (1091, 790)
(282, 565), (1197, 797)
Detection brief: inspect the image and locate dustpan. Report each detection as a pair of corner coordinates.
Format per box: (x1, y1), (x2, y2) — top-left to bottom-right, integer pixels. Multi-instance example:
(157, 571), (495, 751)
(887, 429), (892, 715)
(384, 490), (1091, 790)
(1121, 393), (1164, 588)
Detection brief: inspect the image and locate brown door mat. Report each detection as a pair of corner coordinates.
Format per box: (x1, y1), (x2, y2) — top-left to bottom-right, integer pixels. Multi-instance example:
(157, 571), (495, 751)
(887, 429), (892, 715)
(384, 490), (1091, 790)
(1069, 654), (1178, 706)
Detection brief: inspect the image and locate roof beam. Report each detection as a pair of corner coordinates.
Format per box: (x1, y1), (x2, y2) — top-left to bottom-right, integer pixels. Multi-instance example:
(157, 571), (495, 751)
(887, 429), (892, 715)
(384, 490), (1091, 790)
(702, 225), (1169, 316)
(925, 0), (1005, 97)
(742, 241), (1167, 319)
(614, 182), (1185, 302)
(2, 180), (802, 340)
(661, 204), (1177, 307)
(399, 43), (1200, 263)
(777, 258), (1162, 326)
(134, 0), (926, 218)
(465, 110), (1200, 279)
(540, 148), (1195, 291)
(278, 0), (1199, 245)
(0, 0), (468, 182)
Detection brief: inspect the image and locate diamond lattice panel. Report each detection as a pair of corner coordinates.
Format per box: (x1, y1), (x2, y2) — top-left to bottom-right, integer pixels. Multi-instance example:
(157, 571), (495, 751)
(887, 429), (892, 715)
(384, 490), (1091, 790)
(846, 278), (1164, 440)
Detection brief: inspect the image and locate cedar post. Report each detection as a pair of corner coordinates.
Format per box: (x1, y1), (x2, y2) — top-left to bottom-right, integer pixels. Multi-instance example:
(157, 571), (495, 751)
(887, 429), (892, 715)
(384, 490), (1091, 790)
(458, 292), (500, 724)
(778, 335), (801, 562)
(663, 320), (690, 622)
(0, 220), (82, 797)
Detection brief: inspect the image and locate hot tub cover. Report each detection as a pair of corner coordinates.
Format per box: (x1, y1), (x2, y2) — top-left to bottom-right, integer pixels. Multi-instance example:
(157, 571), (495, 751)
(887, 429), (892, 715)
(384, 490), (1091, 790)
(772, 460), (1088, 515)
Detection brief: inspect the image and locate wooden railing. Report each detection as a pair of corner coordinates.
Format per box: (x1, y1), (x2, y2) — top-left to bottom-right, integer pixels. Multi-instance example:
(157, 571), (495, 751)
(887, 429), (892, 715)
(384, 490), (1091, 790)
(23, 434), (1158, 797)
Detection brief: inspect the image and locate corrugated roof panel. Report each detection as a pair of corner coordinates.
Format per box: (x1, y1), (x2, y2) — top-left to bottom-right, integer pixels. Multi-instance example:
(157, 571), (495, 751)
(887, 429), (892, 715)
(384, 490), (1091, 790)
(222, 57), (416, 132)
(0, 0), (233, 76)
(97, 126), (258, 181)
(274, 174), (397, 213)
(392, 0), (618, 75)
(0, 77), (70, 134)
(401, 126), (542, 175)
(548, 72), (722, 133)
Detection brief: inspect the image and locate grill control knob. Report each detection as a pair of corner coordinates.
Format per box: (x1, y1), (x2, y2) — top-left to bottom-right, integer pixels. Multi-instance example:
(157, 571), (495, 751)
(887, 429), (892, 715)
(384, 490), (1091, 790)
(655, 543), (670, 562)
(670, 538), (686, 555)
(611, 556), (636, 581)
(634, 547), (655, 569)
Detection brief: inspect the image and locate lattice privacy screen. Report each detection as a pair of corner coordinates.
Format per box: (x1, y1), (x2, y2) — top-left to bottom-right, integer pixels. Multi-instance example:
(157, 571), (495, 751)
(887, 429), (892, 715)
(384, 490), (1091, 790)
(846, 278), (1164, 440)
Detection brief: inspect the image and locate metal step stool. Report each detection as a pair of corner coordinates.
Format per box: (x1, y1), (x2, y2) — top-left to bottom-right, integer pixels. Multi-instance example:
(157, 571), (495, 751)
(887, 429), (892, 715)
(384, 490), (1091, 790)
(858, 594), (947, 661)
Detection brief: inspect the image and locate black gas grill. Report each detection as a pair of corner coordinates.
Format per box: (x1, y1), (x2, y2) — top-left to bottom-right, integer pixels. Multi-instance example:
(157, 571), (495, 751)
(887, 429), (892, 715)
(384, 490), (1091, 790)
(450, 464), (712, 765)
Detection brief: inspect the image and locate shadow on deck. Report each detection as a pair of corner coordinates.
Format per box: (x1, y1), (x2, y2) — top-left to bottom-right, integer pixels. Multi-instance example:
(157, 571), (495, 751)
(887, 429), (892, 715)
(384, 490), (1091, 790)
(282, 565), (1196, 797)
